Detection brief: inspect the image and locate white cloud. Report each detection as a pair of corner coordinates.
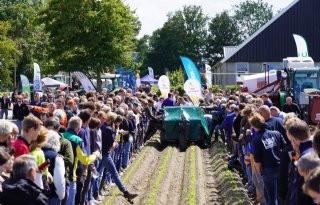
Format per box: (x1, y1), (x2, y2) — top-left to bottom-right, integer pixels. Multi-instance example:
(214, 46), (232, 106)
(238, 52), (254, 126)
(125, 0), (294, 37)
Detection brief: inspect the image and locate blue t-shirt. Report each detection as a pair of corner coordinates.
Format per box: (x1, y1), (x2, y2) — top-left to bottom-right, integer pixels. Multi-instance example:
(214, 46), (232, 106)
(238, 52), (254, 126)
(252, 128), (286, 168)
(162, 98), (174, 108)
(265, 117), (288, 143)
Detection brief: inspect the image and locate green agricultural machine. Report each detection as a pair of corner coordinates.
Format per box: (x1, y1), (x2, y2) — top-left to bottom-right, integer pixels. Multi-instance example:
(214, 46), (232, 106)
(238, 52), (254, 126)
(160, 106), (211, 151)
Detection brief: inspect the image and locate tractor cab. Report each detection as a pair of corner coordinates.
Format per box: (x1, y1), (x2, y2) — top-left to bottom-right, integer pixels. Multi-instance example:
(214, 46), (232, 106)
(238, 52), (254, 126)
(286, 67), (320, 104)
(282, 57), (320, 124)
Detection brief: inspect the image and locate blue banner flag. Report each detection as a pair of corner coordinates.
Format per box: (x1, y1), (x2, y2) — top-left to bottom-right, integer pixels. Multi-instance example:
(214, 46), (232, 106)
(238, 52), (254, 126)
(180, 56), (202, 87)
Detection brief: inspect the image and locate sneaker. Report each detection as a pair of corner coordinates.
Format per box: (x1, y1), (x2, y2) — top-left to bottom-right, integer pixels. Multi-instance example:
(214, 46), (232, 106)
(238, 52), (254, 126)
(123, 191), (138, 200)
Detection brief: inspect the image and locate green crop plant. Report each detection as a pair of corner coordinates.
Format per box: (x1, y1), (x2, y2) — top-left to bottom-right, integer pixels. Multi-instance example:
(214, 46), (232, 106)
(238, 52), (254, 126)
(217, 143), (244, 205)
(147, 147), (173, 205)
(187, 146), (197, 205)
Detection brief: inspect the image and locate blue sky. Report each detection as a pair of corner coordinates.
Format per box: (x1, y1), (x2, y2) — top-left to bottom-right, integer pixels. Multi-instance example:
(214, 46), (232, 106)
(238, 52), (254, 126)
(125, 0), (294, 37)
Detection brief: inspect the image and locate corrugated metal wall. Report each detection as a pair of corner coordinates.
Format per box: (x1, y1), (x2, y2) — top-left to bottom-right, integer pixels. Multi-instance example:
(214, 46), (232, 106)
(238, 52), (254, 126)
(228, 0), (320, 63)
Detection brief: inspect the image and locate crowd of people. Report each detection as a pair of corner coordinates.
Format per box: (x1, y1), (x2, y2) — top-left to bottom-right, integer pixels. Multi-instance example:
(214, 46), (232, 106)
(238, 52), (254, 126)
(204, 91), (320, 205)
(0, 88), (167, 205)
(0, 87), (320, 205)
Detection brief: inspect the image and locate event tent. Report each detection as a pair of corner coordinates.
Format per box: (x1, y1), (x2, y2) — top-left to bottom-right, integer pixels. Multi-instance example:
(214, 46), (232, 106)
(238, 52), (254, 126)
(41, 77), (68, 89)
(140, 74), (158, 84)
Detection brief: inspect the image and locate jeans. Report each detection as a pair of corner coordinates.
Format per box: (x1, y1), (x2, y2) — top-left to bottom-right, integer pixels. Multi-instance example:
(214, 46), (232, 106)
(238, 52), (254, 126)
(93, 153), (126, 197)
(0, 109), (8, 119)
(49, 196), (61, 205)
(113, 143), (123, 173)
(262, 166), (279, 205)
(61, 183), (69, 205)
(16, 120), (22, 135)
(66, 181), (77, 205)
(80, 167), (92, 205)
(122, 136), (133, 168)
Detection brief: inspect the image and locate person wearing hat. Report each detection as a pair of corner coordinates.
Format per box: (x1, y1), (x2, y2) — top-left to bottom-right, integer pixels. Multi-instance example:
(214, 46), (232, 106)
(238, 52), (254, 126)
(295, 152), (320, 182)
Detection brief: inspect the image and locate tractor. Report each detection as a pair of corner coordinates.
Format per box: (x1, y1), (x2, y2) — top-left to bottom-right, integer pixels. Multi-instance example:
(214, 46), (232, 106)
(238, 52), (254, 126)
(251, 57), (320, 124)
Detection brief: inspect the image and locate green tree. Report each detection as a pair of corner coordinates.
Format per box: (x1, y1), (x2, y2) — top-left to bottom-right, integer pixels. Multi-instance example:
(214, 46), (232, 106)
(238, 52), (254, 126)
(0, 0), (48, 80)
(0, 21), (22, 90)
(145, 5), (208, 74)
(169, 68), (185, 94)
(206, 11), (242, 65)
(39, 0), (140, 91)
(233, 0), (273, 38)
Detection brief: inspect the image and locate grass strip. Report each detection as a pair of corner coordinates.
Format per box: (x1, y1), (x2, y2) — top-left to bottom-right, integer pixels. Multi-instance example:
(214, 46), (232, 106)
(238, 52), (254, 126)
(217, 143), (244, 205)
(105, 145), (151, 205)
(146, 146), (173, 205)
(187, 146), (197, 205)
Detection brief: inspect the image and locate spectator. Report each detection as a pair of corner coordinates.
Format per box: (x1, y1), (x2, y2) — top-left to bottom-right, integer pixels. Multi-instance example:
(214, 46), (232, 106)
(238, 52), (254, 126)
(295, 152), (320, 181)
(283, 97), (301, 117)
(259, 105), (287, 142)
(270, 106), (286, 121)
(0, 120), (15, 148)
(31, 92), (42, 118)
(0, 93), (11, 120)
(30, 126), (49, 188)
(249, 113), (286, 205)
(156, 96), (164, 112)
(0, 155), (48, 205)
(161, 93), (174, 108)
(261, 93), (273, 107)
(286, 118), (314, 205)
(13, 95), (30, 134)
(312, 130), (320, 157)
(62, 117), (99, 205)
(44, 117), (73, 205)
(93, 112), (137, 201)
(13, 115), (42, 158)
(43, 130), (66, 205)
(303, 168), (320, 204)
(0, 147), (11, 192)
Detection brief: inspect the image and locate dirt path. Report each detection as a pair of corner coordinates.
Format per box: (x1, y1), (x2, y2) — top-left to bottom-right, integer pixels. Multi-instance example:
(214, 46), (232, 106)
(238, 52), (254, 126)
(100, 137), (239, 205)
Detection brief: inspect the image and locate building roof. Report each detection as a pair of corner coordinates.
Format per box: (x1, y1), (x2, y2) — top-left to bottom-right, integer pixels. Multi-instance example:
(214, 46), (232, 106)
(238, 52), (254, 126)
(219, 0), (320, 64)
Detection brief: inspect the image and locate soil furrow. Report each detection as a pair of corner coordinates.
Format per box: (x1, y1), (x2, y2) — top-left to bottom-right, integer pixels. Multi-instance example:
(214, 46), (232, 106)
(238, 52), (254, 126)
(180, 146), (192, 205)
(102, 139), (163, 205)
(195, 145), (208, 205)
(154, 146), (187, 205)
(202, 148), (223, 205)
(138, 145), (173, 205)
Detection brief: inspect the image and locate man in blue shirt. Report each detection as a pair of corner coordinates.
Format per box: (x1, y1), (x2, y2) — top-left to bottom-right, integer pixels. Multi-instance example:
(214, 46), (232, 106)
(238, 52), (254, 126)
(161, 93), (174, 108)
(249, 113), (286, 205)
(261, 93), (273, 107)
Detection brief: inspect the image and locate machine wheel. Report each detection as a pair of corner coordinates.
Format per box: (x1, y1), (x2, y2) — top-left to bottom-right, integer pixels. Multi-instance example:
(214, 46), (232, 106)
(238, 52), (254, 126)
(179, 130), (188, 152)
(199, 128), (210, 148)
(160, 130), (167, 148)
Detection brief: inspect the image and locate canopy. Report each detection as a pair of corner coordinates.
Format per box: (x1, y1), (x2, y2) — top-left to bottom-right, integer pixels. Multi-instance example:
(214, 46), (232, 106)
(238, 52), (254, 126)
(41, 77), (68, 88)
(140, 74), (158, 84)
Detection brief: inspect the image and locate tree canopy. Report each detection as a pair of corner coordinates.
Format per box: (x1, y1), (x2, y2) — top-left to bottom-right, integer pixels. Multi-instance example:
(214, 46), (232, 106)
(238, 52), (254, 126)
(144, 5), (208, 74)
(206, 11), (242, 65)
(233, 0), (273, 39)
(38, 0), (140, 90)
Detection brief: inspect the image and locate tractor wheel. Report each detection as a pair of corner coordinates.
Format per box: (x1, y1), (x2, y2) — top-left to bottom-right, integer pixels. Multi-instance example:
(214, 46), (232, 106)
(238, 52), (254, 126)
(160, 130), (167, 148)
(179, 131), (188, 152)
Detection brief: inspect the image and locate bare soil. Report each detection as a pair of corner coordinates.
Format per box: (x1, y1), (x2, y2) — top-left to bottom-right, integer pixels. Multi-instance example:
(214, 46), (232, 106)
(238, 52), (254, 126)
(100, 137), (251, 205)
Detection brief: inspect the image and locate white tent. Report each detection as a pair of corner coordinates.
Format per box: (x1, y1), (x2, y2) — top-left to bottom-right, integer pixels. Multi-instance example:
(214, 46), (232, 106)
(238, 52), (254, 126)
(41, 77), (68, 88)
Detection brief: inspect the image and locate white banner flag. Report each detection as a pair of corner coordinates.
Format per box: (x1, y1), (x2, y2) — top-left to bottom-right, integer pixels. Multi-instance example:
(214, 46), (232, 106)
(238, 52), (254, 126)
(158, 75), (170, 97)
(205, 64), (212, 88)
(33, 63), (42, 91)
(184, 79), (201, 106)
(148, 67), (154, 78)
(293, 34), (309, 57)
